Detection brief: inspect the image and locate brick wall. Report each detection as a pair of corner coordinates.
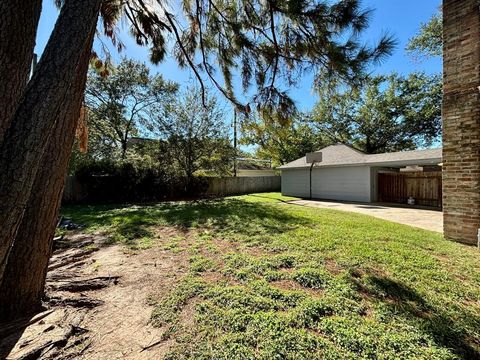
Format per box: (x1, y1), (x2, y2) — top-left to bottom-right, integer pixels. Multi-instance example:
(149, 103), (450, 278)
(443, 0), (480, 245)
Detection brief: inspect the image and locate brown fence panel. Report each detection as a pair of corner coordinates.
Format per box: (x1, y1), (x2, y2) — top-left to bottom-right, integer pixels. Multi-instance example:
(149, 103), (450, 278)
(63, 176), (281, 203)
(378, 172), (442, 208)
(204, 176), (281, 196)
(63, 176), (86, 203)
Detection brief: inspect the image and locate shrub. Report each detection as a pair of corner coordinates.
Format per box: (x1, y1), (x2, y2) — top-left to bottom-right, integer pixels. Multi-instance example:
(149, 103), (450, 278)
(72, 159), (208, 203)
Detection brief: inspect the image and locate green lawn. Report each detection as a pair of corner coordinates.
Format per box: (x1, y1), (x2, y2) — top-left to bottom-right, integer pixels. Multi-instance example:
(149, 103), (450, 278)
(62, 193), (480, 359)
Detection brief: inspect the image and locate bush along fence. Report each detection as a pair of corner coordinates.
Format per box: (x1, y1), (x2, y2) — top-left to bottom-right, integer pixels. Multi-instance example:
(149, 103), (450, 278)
(63, 175), (280, 204)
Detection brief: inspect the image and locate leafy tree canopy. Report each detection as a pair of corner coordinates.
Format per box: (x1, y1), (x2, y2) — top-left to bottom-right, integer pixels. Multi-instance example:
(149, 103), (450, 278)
(311, 72), (442, 154)
(84, 58), (178, 160)
(241, 112), (330, 165)
(152, 87), (234, 179)
(406, 10), (442, 59)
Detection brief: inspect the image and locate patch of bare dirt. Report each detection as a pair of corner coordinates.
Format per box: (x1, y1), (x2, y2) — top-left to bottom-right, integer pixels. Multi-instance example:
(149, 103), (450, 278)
(153, 226), (191, 240)
(2, 229), (193, 360)
(270, 279), (304, 291)
(200, 271), (234, 285)
(322, 259), (343, 275)
(210, 237), (268, 257)
(75, 245), (189, 359)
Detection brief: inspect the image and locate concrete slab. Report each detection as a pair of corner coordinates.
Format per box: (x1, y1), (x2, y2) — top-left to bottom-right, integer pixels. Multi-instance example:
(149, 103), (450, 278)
(286, 199), (443, 233)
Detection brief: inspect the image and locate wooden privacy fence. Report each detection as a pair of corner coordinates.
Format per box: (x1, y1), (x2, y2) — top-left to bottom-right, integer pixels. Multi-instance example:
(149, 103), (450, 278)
(205, 176), (280, 196)
(63, 176), (281, 203)
(378, 171), (442, 208)
(63, 176), (85, 203)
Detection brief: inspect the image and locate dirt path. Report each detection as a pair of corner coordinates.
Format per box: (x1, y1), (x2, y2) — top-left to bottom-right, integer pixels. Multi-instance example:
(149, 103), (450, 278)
(76, 245), (187, 359)
(2, 231), (191, 360)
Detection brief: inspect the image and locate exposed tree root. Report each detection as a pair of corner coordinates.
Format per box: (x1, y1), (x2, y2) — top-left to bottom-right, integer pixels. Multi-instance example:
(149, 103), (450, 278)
(46, 296), (105, 309)
(48, 249), (96, 271)
(47, 276), (120, 292)
(0, 310), (55, 340)
(0, 234), (118, 359)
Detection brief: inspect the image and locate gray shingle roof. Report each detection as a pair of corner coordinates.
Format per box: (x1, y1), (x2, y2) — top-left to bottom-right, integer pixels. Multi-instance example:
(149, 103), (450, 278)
(277, 144), (442, 169)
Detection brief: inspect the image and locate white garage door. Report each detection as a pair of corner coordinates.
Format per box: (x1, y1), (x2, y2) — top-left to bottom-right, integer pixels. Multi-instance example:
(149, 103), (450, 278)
(312, 166), (371, 202)
(281, 168), (310, 198)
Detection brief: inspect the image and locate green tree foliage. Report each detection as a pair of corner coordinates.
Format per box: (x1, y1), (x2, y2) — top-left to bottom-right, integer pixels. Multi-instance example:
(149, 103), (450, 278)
(242, 113), (329, 165)
(153, 88), (234, 182)
(406, 11), (442, 59)
(101, 0), (395, 123)
(312, 73), (442, 154)
(84, 59), (178, 160)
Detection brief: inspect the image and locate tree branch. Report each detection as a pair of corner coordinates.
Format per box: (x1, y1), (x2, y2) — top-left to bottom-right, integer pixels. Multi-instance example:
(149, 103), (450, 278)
(160, 6), (206, 106)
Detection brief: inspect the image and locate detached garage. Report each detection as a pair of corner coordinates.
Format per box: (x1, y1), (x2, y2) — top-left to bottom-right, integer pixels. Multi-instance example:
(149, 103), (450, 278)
(279, 144), (442, 206)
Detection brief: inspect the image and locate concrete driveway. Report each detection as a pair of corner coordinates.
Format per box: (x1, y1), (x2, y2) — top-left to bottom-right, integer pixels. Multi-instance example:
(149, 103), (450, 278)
(286, 199), (443, 233)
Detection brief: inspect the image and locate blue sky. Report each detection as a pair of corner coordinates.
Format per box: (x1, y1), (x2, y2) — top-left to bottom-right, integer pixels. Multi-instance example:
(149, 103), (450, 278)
(35, 0), (441, 145)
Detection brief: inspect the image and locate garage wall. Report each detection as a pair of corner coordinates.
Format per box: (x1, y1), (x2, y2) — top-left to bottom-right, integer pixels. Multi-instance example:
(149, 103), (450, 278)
(281, 168), (310, 198)
(312, 166), (371, 202)
(281, 166), (372, 202)
(370, 167), (379, 202)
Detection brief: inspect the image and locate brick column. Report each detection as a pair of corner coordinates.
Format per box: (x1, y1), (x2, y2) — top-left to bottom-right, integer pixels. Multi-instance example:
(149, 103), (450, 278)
(443, 0), (480, 245)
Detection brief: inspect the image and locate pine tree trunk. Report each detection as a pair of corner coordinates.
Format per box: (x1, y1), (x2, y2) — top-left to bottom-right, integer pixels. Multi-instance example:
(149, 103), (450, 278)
(0, 0), (102, 284)
(0, 36), (94, 322)
(0, 0), (42, 143)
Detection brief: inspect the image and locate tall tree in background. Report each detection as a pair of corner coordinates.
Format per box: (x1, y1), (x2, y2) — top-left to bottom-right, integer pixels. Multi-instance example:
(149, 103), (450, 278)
(242, 113), (329, 165)
(154, 88), (233, 187)
(312, 73), (442, 154)
(406, 10), (442, 59)
(86, 59), (178, 159)
(0, 0), (394, 321)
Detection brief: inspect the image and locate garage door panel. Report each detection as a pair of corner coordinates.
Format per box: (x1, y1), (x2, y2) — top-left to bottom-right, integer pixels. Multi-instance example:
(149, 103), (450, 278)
(312, 166), (371, 202)
(281, 169), (310, 198)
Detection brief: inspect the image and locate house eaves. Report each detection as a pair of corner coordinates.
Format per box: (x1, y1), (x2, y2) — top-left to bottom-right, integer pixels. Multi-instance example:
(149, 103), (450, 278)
(277, 145), (442, 170)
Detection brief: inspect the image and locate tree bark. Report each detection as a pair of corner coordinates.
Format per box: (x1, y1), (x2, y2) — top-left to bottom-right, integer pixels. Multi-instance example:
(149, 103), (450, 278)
(121, 139), (128, 159)
(0, 35), (94, 321)
(0, 0), (43, 144)
(0, 0), (102, 284)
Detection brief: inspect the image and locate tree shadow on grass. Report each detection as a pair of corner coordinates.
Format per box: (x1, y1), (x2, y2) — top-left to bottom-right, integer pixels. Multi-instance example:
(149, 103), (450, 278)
(358, 274), (480, 359)
(246, 193), (294, 204)
(62, 198), (312, 242)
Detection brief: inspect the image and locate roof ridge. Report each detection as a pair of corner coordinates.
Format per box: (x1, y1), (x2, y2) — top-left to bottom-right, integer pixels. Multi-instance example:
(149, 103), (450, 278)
(367, 147), (442, 157)
(337, 143), (366, 155)
(316, 143), (366, 155)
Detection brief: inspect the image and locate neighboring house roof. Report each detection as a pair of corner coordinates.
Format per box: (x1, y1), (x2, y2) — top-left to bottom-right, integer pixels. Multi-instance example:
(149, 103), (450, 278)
(278, 144), (442, 170)
(237, 163), (273, 171)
